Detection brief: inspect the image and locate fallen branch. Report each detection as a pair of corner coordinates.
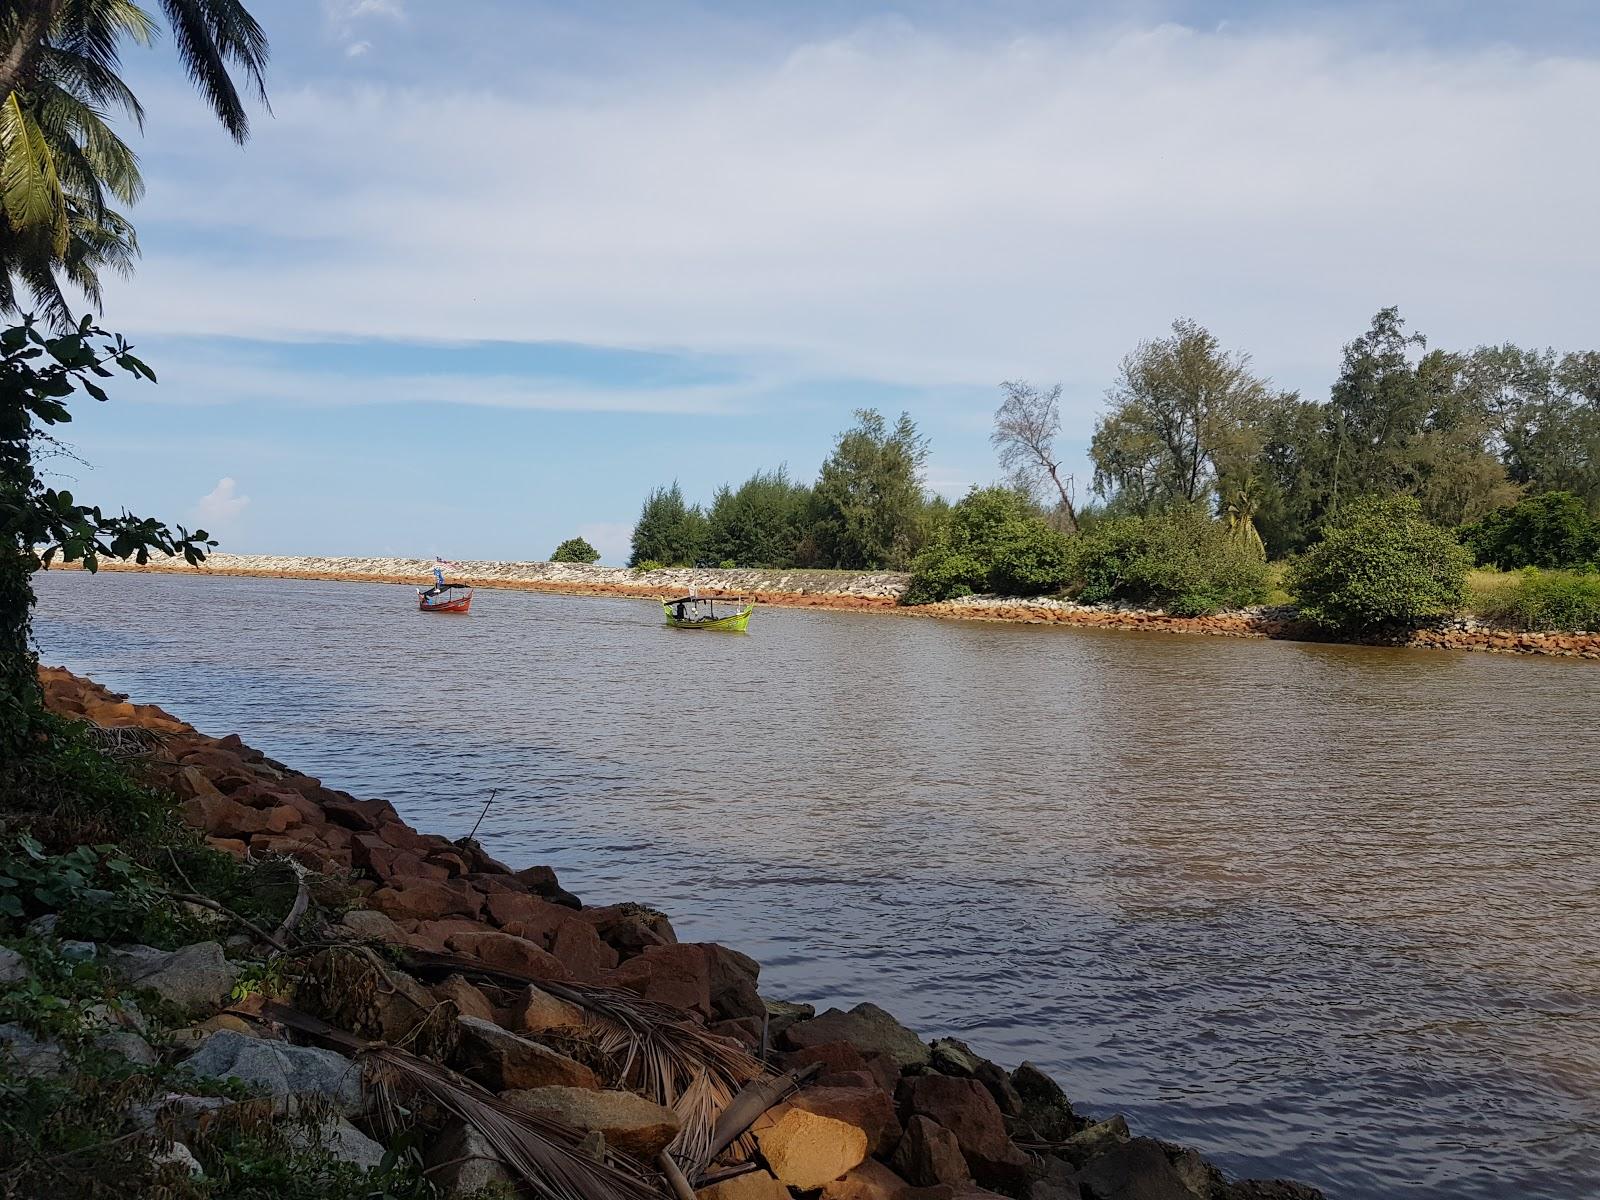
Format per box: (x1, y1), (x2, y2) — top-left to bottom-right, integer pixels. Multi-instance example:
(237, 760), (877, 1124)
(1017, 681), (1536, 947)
(275, 861), (311, 942)
(174, 891), (288, 954)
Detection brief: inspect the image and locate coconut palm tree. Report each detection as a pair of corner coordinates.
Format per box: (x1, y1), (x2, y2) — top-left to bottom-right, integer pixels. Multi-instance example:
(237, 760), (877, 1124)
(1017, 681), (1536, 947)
(0, 0), (266, 320)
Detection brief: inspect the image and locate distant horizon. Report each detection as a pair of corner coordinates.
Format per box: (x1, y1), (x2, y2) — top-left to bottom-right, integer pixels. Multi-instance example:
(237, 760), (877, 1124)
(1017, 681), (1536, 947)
(45, 0), (1599, 566)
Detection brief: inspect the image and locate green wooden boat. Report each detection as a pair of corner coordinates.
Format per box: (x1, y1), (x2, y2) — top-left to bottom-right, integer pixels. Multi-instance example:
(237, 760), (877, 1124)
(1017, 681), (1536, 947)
(662, 594), (753, 631)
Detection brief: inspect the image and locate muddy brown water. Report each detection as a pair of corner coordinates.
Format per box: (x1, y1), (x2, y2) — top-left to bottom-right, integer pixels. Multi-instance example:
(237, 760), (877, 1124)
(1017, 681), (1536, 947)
(31, 570), (1600, 1199)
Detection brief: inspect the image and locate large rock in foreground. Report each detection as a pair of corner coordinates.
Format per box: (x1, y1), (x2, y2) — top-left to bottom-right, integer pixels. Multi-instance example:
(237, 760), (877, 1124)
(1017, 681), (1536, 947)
(756, 1102), (871, 1190)
(105, 942), (240, 1015)
(184, 1030), (364, 1115)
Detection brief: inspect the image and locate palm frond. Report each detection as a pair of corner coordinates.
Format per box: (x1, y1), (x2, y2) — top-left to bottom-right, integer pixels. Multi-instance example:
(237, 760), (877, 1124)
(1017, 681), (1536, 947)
(0, 92), (68, 251)
(262, 1002), (668, 1200)
(158, 0), (269, 142)
(399, 950), (771, 1178)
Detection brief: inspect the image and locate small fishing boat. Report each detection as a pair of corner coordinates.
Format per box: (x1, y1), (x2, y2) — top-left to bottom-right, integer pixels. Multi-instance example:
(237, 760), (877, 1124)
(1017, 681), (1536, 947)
(418, 559), (472, 613)
(418, 584), (472, 613)
(662, 593), (753, 631)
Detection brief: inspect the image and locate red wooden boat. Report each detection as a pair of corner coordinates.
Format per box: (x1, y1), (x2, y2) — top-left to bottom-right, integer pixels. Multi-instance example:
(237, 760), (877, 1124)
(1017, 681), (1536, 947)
(417, 583), (472, 613)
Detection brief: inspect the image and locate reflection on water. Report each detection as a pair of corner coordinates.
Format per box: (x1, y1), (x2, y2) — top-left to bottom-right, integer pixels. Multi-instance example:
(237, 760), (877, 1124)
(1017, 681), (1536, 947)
(33, 569), (1600, 1199)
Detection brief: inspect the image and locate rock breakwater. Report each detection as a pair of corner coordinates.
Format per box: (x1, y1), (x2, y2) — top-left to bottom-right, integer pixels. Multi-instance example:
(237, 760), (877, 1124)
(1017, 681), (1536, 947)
(6, 665), (1327, 1199)
(69, 553), (1600, 659)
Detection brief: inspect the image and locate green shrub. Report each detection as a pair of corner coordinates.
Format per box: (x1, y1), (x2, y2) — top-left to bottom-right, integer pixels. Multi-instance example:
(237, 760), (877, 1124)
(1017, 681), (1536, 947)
(1288, 494), (1471, 630)
(902, 545), (984, 605)
(1471, 568), (1600, 632)
(631, 559), (666, 573)
(901, 488), (1073, 604)
(1460, 491), (1599, 570)
(1069, 509), (1271, 615)
(549, 536), (601, 564)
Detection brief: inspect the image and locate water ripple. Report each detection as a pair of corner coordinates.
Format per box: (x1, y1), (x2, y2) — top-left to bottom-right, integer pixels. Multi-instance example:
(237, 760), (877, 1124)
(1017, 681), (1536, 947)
(32, 570), (1600, 1200)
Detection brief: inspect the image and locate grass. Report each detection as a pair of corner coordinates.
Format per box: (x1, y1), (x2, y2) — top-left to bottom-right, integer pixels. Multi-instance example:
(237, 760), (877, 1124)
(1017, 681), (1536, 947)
(1464, 566), (1600, 632)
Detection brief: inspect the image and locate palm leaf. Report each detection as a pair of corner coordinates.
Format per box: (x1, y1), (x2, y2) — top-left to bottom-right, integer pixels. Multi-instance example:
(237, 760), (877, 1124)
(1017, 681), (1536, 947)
(262, 1002), (669, 1200)
(0, 92), (67, 249)
(398, 950), (770, 1176)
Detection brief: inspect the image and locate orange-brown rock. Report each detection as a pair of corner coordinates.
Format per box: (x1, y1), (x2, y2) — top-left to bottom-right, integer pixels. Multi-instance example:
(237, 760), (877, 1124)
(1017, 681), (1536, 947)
(445, 930), (574, 982)
(500, 1086), (681, 1158)
(891, 1115), (971, 1188)
(510, 984), (586, 1035)
(433, 974), (499, 1023)
(485, 890), (574, 942)
(822, 1159), (955, 1200)
(454, 1015), (598, 1090)
(580, 904), (676, 955)
(898, 1077), (1028, 1190)
(550, 919), (619, 981)
(206, 837), (248, 860)
(605, 943), (713, 1017)
(320, 795), (400, 831)
(370, 877), (485, 922)
(695, 1170), (791, 1200)
(180, 793), (270, 837)
(756, 1102), (870, 1190)
(792, 1084), (901, 1156)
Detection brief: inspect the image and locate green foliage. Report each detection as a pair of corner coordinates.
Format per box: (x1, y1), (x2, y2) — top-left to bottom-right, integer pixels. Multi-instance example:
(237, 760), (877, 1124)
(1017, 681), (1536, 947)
(628, 482), (707, 567)
(1090, 318), (1273, 513)
(0, 713), (294, 941)
(1069, 508), (1271, 616)
(1287, 494), (1472, 631)
(0, 0), (269, 321)
(1460, 491), (1599, 570)
(1471, 568), (1600, 632)
(0, 833), (213, 945)
(0, 940), (148, 1040)
(902, 545), (983, 605)
(2, 319), (213, 750)
(704, 467), (810, 567)
(631, 559), (665, 573)
(903, 487), (1073, 604)
(808, 409), (931, 570)
(549, 536), (600, 564)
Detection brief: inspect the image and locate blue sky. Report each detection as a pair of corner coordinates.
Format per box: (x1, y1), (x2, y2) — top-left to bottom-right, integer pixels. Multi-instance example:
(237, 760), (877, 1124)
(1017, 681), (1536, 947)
(47, 1), (1600, 562)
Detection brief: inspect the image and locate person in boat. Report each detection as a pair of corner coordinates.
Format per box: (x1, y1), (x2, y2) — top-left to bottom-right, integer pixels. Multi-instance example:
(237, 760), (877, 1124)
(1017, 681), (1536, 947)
(423, 557), (457, 597)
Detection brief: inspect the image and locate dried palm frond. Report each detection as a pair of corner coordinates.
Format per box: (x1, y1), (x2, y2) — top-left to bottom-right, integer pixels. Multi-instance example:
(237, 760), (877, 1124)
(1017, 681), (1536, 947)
(399, 950), (771, 1178)
(79, 721), (168, 760)
(540, 980), (766, 1173)
(262, 1002), (667, 1200)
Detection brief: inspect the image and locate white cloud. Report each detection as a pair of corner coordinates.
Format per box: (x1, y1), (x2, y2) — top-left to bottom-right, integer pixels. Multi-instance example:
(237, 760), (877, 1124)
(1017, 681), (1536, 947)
(136, 353), (755, 414)
(324, 0), (403, 57)
(193, 477), (251, 531)
(114, 22), (1600, 406)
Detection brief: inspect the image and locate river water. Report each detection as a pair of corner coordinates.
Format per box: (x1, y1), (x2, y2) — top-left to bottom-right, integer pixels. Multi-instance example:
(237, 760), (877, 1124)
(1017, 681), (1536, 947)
(30, 570), (1600, 1199)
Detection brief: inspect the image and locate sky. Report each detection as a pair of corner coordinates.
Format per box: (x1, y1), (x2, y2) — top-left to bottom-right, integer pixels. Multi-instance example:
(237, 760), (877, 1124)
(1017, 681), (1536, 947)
(45, 0), (1600, 563)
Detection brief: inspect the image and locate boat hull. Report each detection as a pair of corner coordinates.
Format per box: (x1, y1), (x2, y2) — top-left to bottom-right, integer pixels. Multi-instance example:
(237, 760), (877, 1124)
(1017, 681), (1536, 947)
(419, 592), (472, 613)
(662, 603), (751, 631)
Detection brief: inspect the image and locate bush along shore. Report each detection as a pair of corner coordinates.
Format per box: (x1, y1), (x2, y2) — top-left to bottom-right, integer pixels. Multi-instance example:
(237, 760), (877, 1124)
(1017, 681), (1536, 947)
(0, 666), (1326, 1200)
(71, 553), (1600, 660)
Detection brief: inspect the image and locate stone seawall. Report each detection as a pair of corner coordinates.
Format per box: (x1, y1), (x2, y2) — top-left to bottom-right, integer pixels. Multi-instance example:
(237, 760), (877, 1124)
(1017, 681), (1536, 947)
(67, 554), (1600, 660)
(25, 666), (1326, 1199)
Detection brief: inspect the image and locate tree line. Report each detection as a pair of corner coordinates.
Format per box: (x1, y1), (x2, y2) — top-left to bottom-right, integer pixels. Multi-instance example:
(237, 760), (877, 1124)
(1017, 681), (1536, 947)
(1086, 309), (1598, 556)
(630, 308), (1598, 581)
(629, 409), (945, 569)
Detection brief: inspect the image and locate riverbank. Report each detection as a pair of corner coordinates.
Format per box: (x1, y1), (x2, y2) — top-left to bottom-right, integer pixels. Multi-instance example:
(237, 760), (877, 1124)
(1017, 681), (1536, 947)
(1, 666), (1324, 1199)
(67, 553), (1600, 660)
